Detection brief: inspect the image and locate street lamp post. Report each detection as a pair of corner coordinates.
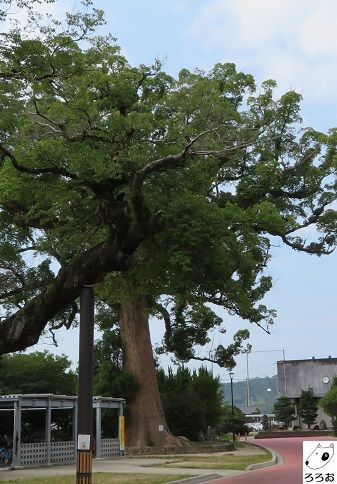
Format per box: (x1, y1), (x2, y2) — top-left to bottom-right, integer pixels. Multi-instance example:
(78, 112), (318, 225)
(267, 388), (272, 430)
(245, 344), (252, 406)
(229, 371), (235, 443)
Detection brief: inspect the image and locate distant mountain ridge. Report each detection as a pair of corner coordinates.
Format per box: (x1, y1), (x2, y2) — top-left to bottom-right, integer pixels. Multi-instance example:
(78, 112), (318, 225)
(222, 375), (278, 414)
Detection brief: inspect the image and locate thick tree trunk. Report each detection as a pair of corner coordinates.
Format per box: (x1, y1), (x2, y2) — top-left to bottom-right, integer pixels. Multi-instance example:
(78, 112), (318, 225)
(120, 296), (182, 448)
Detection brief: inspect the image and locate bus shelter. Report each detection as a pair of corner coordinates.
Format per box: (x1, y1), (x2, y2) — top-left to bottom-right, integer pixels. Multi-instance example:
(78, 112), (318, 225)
(0, 394), (125, 467)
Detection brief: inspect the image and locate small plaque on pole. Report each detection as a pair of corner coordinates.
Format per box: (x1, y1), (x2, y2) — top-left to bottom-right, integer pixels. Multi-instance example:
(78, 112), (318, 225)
(158, 424), (164, 432)
(78, 434), (91, 450)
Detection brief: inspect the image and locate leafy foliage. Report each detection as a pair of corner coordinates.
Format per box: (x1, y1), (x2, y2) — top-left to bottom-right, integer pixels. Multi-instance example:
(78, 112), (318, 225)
(0, 1), (337, 371)
(298, 388), (318, 429)
(219, 405), (249, 436)
(273, 396), (295, 426)
(0, 0), (55, 21)
(0, 350), (76, 443)
(93, 329), (139, 404)
(262, 414), (269, 431)
(319, 376), (337, 436)
(0, 350), (76, 394)
(157, 367), (224, 441)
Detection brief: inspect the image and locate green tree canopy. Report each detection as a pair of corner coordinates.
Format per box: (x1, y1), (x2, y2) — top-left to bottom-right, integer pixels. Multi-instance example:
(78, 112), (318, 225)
(299, 388), (318, 429)
(0, 1), (337, 357)
(0, 350), (77, 444)
(93, 329), (139, 404)
(220, 405), (249, 436)
(0, 350), (76, 394)
(157, 366), (224, 441)
(273, 396), (295, 427)
(319, 376), (337, 435)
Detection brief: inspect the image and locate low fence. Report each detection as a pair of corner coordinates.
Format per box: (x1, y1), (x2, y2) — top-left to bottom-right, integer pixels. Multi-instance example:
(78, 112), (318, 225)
(19, 438), (119, 466)
(21, 443), (47, 466)
(100, 439), (120, 458)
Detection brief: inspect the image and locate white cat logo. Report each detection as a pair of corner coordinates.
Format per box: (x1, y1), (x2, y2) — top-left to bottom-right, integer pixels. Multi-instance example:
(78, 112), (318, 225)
(305, 443), (334, 470)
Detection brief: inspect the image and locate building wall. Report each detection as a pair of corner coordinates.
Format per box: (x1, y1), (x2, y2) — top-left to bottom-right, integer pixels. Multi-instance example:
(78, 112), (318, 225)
(278, 358), (337, 398)
(277, 358), (337, 430)
(290, 399), (333, 430)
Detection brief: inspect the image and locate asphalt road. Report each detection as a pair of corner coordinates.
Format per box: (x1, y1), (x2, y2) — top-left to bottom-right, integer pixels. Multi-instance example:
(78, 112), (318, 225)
(215, 436), (336, 484)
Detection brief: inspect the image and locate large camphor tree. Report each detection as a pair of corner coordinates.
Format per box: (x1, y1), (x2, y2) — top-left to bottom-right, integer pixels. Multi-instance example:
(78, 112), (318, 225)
(1, 0), (337, 446)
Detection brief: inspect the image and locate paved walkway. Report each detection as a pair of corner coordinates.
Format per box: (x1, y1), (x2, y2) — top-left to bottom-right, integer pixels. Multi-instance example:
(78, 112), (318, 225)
(0, 443), (266, 482)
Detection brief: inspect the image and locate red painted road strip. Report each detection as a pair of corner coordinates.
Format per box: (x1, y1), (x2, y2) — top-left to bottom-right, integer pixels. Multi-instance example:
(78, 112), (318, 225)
(215, 436), (336, 484)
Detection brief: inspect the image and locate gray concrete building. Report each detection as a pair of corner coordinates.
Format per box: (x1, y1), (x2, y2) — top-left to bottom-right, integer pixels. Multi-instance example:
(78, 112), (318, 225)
(277, 357), (337, 429)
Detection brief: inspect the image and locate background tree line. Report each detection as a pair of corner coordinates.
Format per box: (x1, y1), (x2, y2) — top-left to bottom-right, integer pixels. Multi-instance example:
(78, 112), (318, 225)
(7, 351), (337, 440)
(0, 350), (240, 443)
(273, 384), (337, 433)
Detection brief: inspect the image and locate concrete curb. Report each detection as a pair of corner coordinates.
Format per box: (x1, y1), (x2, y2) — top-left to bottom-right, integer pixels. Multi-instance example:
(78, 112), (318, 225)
(167, 474), (224, 484)
(246, 442), (283, 470)
(160, 442), (281, 483)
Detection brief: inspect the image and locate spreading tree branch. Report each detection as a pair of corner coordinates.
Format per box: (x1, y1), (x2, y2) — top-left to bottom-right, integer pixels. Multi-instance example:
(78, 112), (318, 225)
(0, 281), (46, 300)
(153, 301), (174, 352)
(136, 128), (217, 183)
(0, 240), (131, 354)
(0, 143), (78, 180)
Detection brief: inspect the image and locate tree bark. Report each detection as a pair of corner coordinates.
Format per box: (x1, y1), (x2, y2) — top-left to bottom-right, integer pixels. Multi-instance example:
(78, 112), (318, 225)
(0, 241), (130, 354)
(120, 296), (182, 448)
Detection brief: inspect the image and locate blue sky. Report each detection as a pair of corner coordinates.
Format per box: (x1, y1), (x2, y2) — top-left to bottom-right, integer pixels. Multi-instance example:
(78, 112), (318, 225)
(16, 0), (337, 388)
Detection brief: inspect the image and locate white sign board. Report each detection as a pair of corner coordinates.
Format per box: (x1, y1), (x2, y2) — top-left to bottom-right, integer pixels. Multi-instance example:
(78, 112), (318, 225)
(78, 434), (91, 450)
(158, 425), (164, 432)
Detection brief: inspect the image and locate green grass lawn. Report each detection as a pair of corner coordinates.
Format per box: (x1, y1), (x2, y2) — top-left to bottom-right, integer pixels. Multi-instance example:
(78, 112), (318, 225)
(1, 473), (193, 484)
(147, 451), (272, 471)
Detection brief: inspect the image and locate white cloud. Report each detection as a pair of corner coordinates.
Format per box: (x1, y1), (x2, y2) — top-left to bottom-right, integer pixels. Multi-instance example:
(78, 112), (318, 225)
(187, 0), (337, 104)
(298, 6), (337, 58)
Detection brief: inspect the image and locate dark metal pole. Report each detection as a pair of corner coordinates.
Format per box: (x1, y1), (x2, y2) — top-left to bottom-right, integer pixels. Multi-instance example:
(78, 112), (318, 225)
(76, 286), (95, 484)
(229, 372), (235, 443)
